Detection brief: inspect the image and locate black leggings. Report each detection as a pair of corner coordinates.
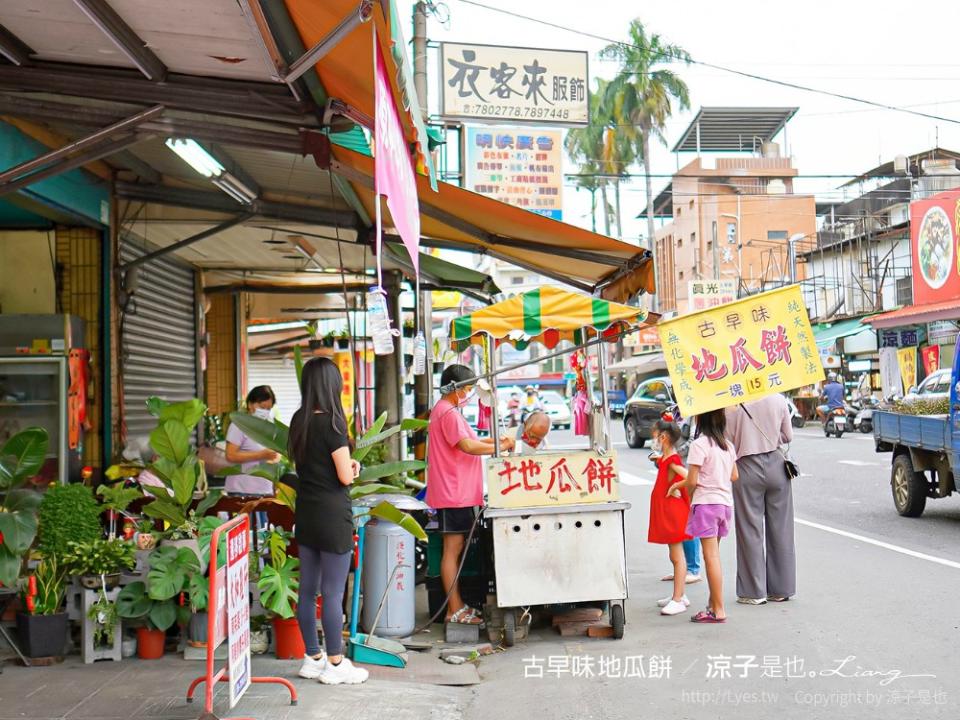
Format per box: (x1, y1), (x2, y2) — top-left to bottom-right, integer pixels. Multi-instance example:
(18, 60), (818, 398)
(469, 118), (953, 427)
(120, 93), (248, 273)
(296, 544), (352, 656)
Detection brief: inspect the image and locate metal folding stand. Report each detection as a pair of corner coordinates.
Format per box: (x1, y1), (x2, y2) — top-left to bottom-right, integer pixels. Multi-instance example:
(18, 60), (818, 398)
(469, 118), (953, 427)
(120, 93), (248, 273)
(186, 514), (297, 719)
(0, 588), (29, 670)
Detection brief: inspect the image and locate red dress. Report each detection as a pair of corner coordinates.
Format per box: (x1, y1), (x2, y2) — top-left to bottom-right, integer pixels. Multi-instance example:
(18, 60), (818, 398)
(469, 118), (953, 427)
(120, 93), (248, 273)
(647, 452), (692, 544)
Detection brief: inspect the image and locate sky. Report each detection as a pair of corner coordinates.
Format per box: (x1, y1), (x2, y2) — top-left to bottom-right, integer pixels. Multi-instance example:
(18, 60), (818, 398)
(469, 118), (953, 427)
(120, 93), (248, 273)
(397, 0), (960, 245)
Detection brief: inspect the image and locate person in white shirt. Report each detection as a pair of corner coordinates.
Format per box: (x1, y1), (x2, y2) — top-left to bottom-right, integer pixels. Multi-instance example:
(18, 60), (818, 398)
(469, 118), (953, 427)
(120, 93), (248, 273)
(517, 411), (550, 454)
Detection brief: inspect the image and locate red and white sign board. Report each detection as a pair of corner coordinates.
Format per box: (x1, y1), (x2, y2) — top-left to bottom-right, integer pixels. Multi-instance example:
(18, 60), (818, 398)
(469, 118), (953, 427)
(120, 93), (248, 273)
(227, 522), (251, 708)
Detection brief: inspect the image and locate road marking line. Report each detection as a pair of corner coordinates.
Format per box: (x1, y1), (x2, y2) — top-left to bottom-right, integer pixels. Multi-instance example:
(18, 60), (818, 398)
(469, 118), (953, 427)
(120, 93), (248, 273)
(838, 460), (881, 466)
(619, 470), (654, 486)
(796, 518), (960, 570)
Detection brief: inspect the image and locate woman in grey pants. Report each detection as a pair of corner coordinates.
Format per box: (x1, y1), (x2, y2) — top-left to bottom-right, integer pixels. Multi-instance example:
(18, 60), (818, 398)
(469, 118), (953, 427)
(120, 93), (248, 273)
(724, 394), (796, 604)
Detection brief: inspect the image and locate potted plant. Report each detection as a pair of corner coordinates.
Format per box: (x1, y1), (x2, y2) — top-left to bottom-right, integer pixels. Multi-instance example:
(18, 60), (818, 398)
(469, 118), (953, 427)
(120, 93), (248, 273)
(87, 585), (120, 650)
(0, 427), (47, 587)
(62, 537), (137, 589)
(402, 320), (416, 338)
(257, 528), (303, 659)
(335, 328), (351, 350)
(135, 520), (158, 551)
(116, 545), (199, 659)
(37, 483), (104, 559)
(17, 554), (68, 659)
(95, 482), (143, 539)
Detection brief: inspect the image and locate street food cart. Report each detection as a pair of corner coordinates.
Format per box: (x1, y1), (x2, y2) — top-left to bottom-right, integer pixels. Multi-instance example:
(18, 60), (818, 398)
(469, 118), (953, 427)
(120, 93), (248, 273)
(448, 287), (655, 643)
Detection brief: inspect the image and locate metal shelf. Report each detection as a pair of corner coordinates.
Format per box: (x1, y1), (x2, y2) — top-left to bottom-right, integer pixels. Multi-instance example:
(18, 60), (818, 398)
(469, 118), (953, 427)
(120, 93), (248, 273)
(0, 401), (58, 407)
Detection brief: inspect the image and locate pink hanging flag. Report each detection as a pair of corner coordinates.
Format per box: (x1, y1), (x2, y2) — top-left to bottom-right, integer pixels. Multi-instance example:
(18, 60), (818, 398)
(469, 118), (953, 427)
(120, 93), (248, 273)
(374, 35), (420, 273)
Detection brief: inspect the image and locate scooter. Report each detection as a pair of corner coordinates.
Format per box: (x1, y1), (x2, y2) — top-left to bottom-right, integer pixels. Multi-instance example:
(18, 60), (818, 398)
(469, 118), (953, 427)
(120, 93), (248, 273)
(786, 397), (806, 429)
(853, 397), (879, 434)
(823, 407), (848, 438)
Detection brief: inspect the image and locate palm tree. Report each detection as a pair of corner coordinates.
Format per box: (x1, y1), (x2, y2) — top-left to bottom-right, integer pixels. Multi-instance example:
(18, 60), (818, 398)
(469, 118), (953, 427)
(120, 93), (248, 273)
(600, 20), (691, 251)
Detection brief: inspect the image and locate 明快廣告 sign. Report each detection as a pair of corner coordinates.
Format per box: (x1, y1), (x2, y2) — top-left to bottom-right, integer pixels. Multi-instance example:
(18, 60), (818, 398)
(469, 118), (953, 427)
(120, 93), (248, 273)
(440, 42), (588, 125)
(658, 285), (824, 417)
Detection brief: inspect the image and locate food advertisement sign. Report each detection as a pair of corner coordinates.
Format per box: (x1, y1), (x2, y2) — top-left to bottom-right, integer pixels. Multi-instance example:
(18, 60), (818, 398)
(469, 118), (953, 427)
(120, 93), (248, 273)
(464, 126), (563, 220)
(440, 42), (589, 125)
(658, 285), (824, 417)
(486, 450), (619, 508)
(226, 520), (251, 708)
(911, 190), (960, 306)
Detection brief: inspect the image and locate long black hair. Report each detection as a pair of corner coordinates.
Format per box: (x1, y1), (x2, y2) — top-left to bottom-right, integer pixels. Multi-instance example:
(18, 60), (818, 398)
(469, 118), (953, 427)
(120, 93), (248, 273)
(694, 408), (729, 451)
(288, 357), (347, 466)
(246, 385), (276, 408)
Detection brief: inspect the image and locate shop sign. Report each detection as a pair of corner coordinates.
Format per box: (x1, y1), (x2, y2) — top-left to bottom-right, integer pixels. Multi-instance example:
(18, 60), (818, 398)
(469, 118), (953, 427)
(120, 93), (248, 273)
(226, 520), (251, 708)
(623, 326), (661, 348)
(910, 190), (960, 306)
(921, 345), (941, 376)
(486, 450), (619, 508)
(927, 320), (958, 345)
(464, 126), (563, 220)
(897, 347), (918, 393)
(440, 42), (589, 125)
(336, 350), (354, 420)
(687, 279), (738, 312)
(658, 285), (824, 417)
(879, 328), (920, 348)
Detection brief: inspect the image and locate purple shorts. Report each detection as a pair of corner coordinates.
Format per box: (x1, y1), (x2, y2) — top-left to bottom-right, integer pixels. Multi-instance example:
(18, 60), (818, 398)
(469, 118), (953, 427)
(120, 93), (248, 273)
(686, 503), (732, 539)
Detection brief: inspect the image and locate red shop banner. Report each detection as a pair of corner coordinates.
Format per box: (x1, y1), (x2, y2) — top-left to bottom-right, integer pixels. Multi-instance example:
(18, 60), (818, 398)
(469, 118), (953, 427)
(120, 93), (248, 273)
(911, 190), (960, 306)
(921, 345), (941, 376)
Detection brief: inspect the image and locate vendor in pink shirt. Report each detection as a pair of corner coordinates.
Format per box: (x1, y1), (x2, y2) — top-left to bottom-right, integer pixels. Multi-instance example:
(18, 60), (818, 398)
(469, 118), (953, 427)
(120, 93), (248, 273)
(427, 364), (515, 625)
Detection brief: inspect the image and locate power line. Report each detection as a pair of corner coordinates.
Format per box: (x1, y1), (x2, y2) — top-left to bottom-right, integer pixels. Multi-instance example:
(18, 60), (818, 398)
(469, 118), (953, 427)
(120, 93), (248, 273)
(451, 0), (960, 126)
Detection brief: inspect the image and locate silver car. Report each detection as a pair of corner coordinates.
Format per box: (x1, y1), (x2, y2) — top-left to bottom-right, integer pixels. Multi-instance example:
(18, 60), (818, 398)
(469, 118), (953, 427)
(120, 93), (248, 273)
(902, 369), (951, 404)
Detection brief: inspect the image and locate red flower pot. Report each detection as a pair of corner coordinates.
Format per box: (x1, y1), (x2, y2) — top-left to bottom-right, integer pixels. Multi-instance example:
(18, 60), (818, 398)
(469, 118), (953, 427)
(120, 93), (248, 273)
(136, 627), (166, 660)
(272, 617), (305, 660)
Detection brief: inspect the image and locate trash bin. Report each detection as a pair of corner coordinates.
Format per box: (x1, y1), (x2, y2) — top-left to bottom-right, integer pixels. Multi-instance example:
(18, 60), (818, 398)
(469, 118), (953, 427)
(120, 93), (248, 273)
(361, 517), (415, 637)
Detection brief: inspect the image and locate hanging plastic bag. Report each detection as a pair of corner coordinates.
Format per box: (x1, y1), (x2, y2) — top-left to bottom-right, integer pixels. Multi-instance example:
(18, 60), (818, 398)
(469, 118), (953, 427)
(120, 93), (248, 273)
(367, 289), (396, 355)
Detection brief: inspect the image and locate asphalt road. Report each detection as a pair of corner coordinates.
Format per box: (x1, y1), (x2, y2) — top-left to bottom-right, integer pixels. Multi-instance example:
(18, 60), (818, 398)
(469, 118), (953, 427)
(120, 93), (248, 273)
(464, 419), (960, 720)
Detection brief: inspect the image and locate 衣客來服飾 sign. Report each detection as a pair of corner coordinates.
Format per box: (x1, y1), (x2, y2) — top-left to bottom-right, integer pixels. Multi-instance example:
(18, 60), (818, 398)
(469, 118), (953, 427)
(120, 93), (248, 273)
(486, 450), (619, 509)
(440, 42), (589, 125)
(658, 285), (825, 417)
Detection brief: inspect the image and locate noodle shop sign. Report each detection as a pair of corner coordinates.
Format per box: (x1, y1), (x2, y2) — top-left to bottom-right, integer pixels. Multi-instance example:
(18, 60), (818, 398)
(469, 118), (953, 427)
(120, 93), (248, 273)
(911, 189), (960, 306)
(486, 450), (620, 508)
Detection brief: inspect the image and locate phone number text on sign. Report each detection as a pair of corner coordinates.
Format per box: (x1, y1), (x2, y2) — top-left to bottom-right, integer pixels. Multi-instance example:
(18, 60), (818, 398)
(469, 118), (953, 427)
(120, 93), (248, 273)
(658, 286), (824, 417)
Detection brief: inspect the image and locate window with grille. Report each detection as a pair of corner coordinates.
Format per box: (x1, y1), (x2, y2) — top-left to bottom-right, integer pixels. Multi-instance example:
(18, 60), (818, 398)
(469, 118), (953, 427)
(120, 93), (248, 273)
(895, 277), (912, 306)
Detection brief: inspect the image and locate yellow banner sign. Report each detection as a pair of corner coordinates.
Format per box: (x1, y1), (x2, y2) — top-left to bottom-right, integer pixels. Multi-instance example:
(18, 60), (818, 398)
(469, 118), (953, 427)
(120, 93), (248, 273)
(658, 285), (824, 417)
(335, 350), (354, 418)
(897, 347), (917, 393)
(486, 450), (619, 508)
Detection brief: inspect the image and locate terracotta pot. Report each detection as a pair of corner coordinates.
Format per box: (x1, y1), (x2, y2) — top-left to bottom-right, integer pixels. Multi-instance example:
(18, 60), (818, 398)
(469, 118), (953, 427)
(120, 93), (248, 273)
(272, 617), (305, 659)
(136, 627), (166, 660)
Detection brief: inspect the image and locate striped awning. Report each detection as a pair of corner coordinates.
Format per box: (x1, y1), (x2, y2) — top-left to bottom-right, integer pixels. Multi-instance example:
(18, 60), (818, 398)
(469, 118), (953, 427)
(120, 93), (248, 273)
(449, 287), (649, 351)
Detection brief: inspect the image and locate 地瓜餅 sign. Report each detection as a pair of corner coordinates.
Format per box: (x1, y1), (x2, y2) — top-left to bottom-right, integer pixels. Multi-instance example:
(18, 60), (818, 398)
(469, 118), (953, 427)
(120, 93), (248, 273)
(658, 285), (824, 417)
(911, 190), (960, 306)
(440, 42), (588, 125)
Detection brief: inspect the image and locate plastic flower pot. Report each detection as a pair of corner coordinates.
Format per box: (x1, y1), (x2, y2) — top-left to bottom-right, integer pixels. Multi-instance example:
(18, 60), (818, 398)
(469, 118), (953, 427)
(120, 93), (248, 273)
(16, 612), (67, 658)
(136, 627), (166, 660)
(272, 617), (305, 659)
(336, 338), (350, 350)
(188, 611), (208, 648)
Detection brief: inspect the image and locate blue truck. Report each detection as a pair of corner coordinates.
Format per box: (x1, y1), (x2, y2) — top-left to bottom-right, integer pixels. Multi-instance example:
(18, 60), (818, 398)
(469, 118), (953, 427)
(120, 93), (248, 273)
(874, 335), (960, 516)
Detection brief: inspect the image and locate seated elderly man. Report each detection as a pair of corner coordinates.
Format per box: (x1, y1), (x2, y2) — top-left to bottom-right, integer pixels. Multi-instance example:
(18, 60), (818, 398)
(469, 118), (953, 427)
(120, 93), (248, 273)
(517, 410), (551, 454)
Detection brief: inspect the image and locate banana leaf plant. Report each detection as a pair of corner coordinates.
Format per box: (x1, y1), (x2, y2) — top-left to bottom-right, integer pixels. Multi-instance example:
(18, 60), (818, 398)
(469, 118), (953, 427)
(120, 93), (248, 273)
(0, 427), (48, 587)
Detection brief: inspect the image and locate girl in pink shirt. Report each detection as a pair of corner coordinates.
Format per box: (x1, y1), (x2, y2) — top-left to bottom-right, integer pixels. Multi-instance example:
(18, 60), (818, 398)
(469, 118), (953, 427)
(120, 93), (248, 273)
(669, 408), (738, 623)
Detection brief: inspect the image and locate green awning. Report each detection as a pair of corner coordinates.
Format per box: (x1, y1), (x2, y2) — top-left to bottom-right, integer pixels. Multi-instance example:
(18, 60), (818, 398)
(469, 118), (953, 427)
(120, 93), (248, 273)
(813, 317), (874, 349)
(386, 244), (500, 297)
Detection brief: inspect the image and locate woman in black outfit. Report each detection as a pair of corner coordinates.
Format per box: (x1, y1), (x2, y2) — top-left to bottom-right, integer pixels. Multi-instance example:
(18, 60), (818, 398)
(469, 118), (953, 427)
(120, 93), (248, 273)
(289, 357), (368, 685)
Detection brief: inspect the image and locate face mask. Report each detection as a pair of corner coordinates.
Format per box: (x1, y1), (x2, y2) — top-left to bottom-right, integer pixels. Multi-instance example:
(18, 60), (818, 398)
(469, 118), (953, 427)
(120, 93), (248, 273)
(456, 388), (475, 407)
(252, 407), (272, 421)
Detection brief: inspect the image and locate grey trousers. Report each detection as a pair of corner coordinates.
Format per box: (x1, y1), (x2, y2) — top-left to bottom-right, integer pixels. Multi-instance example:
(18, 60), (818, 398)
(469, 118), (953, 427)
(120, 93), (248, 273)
(732, 450), (797, 599)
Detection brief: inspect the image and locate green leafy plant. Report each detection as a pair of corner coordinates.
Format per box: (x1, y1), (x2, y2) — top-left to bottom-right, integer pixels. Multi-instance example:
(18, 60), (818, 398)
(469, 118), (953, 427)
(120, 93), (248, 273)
(0, 427), (47, 586)
(95, 483), (142, 515)
(21, 554), (66, 615)
(38, 483), (103, 559)
(87, 588), (119, 647)
(257, 529), (299, 619)
(139, 397), (222, 534)
(62, 538), (136, 578)
(117, 545), (199, 631)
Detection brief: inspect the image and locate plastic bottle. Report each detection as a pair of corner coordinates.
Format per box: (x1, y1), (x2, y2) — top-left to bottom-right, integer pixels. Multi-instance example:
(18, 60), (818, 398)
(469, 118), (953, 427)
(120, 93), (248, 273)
(413, 331), (427, 375)
(367, 289), (395, 355)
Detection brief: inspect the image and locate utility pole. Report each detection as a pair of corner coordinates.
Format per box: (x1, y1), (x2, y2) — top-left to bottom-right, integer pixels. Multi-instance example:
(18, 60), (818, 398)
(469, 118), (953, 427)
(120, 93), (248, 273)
(412, 2), (433, 444)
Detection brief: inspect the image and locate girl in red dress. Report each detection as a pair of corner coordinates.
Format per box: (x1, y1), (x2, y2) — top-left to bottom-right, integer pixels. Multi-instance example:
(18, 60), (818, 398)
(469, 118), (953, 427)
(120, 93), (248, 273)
(648, 416), (692, 616)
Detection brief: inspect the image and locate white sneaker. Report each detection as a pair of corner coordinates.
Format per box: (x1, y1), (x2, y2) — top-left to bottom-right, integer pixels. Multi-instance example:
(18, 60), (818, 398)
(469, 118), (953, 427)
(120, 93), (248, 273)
(298, 653), (327, 679)
(657, 594), (690, 608)
(685, 574), (703, 584)
(660, 599), (688, 616)
(319, 656), (369, 685)
(737, 597), (767, 605)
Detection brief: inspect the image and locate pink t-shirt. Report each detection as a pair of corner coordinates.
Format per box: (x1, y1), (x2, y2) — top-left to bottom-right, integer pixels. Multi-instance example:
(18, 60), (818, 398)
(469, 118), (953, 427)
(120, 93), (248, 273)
(426, 399), (483, 509)
(686, 435), (737, 507)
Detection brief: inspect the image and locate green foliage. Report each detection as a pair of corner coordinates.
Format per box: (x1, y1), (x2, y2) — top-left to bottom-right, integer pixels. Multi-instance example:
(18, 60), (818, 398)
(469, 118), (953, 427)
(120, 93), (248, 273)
(140, 396), (222, 532)
(117, 542), (202, 631)
(257, 529), (299, 619)
(117, 580), (179, 631)
(62, 538), (136, 577)
(95, 483), (142, 514)
(370, 501), (428, 541)
(0, 428), (48, 586)
(227, 412), (289, 456)
(87, 587), (119, 647)
(147, 545), (200, 601)
(293, 345), (304, 387)
(38, 483), (102, 558)
(24, 555), (66, 615)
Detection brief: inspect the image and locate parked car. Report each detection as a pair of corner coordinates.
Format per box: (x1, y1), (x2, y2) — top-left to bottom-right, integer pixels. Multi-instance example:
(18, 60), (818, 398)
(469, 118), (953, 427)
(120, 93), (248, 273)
(539, 390), (572, 429)
(623, 377), (675, 449)
(900, 368), (952, 404)
(607, 389), (628, 418)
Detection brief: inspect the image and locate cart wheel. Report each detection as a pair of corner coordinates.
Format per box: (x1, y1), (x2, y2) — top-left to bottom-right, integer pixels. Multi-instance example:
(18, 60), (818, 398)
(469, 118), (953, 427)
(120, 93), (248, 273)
(611, 604), (624, 639)
(502, 609), (516, 647)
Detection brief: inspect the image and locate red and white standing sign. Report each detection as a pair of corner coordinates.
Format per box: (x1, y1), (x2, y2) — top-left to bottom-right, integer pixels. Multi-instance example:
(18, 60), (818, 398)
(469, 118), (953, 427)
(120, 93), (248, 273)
(227, 521), (251, 708)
